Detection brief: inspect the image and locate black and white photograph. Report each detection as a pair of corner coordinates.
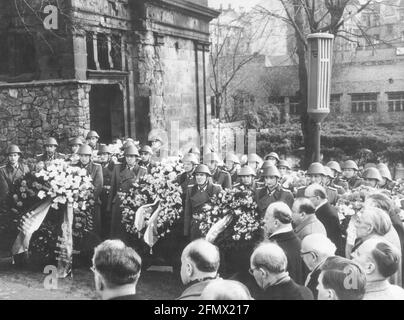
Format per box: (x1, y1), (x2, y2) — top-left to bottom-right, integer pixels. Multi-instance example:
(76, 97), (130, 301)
(0, 0), (404, 304)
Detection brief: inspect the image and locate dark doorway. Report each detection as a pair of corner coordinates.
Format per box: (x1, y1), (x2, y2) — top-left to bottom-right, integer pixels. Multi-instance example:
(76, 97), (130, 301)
(89, 84), (125, 143)
(135, 96), (151, 144)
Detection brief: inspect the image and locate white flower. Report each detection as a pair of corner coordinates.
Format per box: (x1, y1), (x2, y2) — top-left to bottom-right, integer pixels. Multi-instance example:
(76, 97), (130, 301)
(38, 190), (46, 199)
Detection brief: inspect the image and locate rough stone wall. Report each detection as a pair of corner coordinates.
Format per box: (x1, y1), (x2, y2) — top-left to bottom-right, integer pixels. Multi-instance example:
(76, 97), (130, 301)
(0, 82), (91, 161)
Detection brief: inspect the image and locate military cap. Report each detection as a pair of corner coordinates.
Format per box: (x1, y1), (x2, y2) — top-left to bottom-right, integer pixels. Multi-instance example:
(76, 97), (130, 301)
(306, 162), (325, 176)
(264, 152), (280, 162)
(6, 144), (22, 155)
(86, 131), (100, 139)
(238, 166), (256, 177)
(261, 165), (281, 178)
(342, 160), (359, 171)
(98, 144), (111, 154)
(78, 144), (93, 155)
(363, 167), (382, 182)
(44, 137), (58, 146)
(327, 161), (342, 174)
(194, 164), (212, 176)
(278, 160), (291, 170)
(69, 137), (83, 146)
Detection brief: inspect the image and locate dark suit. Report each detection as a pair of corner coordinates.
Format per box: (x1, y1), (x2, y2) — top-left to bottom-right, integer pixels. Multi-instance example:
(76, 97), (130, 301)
(211, 168), (232, 189)
(184, 182), (222, 239)
(315, 201), (344, 256)
(107, 163), (147, 241)
(268, 231), (305, 285)
(100, 161), (115, 239)
(256, 184), (294, 218)
(259, 278), (314, 300)
(305, 259), (328, 299)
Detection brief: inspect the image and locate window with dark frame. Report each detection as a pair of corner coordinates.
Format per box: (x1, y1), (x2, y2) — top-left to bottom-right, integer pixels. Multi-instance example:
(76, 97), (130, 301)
(350, 93), (378, 113)
(387, 92), (404, 112)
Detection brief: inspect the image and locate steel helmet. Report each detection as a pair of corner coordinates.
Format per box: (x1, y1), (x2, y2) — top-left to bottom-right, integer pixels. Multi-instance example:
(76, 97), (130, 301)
(6, 144), (22, 155)
(342, 160), (359, 171)
(323, 166), (335, 179)
(98, 144), (111, 154)
(364, 163), (377, 169)
(326, 161), (342, 174)
(261, 160), (275, 170)
(86, 131), (100, 139)
(124, 145), (139, 156)
(182, 153), (199, 165)
(264, 152), (280, 162)
(44, 137), (58, 146)
(377, 164), (392, 181)
(69, 137), (83, 146)
(194, 164), (212, 176)
(238, 166), (256, 177)
(78, 144), (93, 155)
(362, 167), (383, 182)
(278, 160), (291, 170)
(140, 145), (153, 155)
(204, 152), (221, 163)
(307, 162), (325, 176)
(224, 153), (240, 164)
(247, 153), (262, 164)
(261, 165), (281, 178)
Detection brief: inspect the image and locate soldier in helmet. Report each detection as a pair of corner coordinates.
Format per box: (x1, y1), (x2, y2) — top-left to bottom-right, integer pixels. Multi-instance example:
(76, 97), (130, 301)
(66, 137), (83, 166)
(323, 166), (346, 196)
(247, 153), (262, 174)
(107, 145), (147, 241)
(86, 131), (100, 151)
(184, 164), (222, 240)
(278, 159), (294, 192)
(204, 152), (232, 189)
(341, 160), (363, 190)
(326, 161), (349, 192)
(148, 132), (165, 161)
(256, 165), (294, 217)
(264, 152), (280, 167)
(97, 144), (116, 239)
(361, 167), (383, 189)
(138, 145), (156, 174)
(377, 163), (394, 191)
(77, 144), (104, 237)
(233, 166), (258, 192)
(36, 137), (65, 164)
(224, 153), (240, 184)
(176, 153), (199, 196)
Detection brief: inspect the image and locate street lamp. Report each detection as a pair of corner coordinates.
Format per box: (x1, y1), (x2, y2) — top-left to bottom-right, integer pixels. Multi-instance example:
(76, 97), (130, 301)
(307, 33), (334, 163)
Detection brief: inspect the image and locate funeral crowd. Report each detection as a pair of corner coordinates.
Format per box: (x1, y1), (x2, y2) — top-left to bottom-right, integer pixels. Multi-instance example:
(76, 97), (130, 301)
(1, 130), (404, 301)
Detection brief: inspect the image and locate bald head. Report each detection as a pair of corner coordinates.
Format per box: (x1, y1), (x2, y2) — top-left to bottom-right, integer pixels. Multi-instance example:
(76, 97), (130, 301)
(182, 239), (220, 273)
(201, 280), (252, 300)
(301, 234), (336, 271)
(251, 242), (288, 274)
(305, 183), (327, 207)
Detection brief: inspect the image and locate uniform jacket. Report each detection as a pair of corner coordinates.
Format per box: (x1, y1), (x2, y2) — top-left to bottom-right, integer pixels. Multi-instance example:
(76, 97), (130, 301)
(211, 168), (232, 189)
(101, 161), (115, 188)
(227, 168), (238, 185)
(36, 152), (66, 162)
(65, 153), (80, 166)
(138, 160), (156, 174)
(345, 176), (363, 190)
(330, 182), (346, 195)
(183, 182), (222, 236)
(0, 162), (30, 202)
(294, 214), (327, 241)
(233, 181), (259, 193)
(333, 178), (349, 193)
(268, 231), (305, 285)
(256, 184), (294, 217)
(78, 161), (103, 203)
(176, 171), (197, 196)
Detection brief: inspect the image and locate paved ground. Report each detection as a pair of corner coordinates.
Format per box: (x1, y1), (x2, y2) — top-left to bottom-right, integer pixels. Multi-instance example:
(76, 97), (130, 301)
(0, 253), (182, 300)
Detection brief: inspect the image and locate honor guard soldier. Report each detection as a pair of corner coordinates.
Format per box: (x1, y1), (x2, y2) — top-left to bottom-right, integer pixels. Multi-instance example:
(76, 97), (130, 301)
(247, 153), (262, 175)
(36, 137), (65, 164)
(264, 152), (280, 167)
(184, 164), (222, 240)
(233, 166), (258, 192)
(176, 153), (199, 197)
(361, 167), (383, 189)
(98, 144), (115, 239)
(377, 163), (394, 191)
(66, 137), (83, 166)
(138, 145), (155, 174)
(258, 160), (276, 186)
(278, 159), (294, 192)
(107, 145), (147, 241)
(77, 144), (104, 237)
(148, 131), (164, 162)
(326, 161), (349, 192)
(224, 153), (240, 184)
(256, 165), (294, 217)
(323, 166), (346, 196)
(86, 131), (100, 151)
(341, 160), (363, 190)
(204, 152), (232, 189)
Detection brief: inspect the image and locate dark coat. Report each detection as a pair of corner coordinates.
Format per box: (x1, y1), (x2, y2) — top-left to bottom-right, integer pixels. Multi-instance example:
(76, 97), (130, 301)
(346, 176), (363, 190)
(315, 202), (344, 256)
(211, 168), (232, 189)
(177, 279), (215, 300)
(259, 278), (314, 300)
(229, 169), (238, 185)
(268, 231), (305, 285)
(100, 161), (115, 239)
(107, 163), (147, 240)
(176, 171), (197, 196)
(0, 163), (30, 202)
(184, 182), (222, 239)
(108, 294), (142, 300)
(138, 160), (156, 174)
(256, 184), (294, 218)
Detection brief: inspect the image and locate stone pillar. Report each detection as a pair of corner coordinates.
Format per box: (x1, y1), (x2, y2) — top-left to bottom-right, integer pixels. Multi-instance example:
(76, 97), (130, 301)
(72, 34), (87, 80)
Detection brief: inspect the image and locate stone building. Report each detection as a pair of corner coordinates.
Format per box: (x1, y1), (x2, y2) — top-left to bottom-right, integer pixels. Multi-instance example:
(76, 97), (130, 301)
(0, 0), (219, 157)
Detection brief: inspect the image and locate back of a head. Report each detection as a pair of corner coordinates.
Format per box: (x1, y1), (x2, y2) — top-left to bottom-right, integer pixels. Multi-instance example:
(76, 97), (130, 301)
(184, 239), (220, 273)
(306, 183), (327, 200)
(320, 256), (366, 300)
(365, 193), (395, 217)
(371, 240), (400, 279)
(294, 197), (316, 215)
(266, 201), (293, 225)
(361, 206), (392, 236)
(302, 233), (337, 258)
(201, 279), (253, 300)
(252, 242), (288, 275)
(93, 240), (142, 287)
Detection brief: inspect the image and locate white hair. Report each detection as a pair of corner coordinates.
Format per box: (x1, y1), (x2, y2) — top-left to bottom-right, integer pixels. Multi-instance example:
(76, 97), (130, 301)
(302, 233), (337, 257)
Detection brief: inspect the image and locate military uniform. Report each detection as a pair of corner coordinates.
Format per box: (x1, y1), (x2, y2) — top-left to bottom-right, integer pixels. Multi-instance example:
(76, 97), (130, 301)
(333, 178), (349, 192)
(65, 153), (80, 166)
(233, 181), (258, 193)
(184, 182), (222, 240)
(344, 176), (363, 190)
(176, 171), (197, 197)
(256, 184), (294, 218)
(211, 168), (232, 189)
(35, 152), (66, 169)
(329, 182), (346, 196)
(228, 169), (238, 185)
(107, 163), (147, 241)
(379, 181), (395, 192)
(100, 160), (115, 239)
(138, 160), (156, 175)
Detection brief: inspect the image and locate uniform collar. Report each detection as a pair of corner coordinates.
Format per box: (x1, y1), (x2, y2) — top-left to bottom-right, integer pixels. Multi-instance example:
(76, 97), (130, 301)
(266, 183), (280, 194)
